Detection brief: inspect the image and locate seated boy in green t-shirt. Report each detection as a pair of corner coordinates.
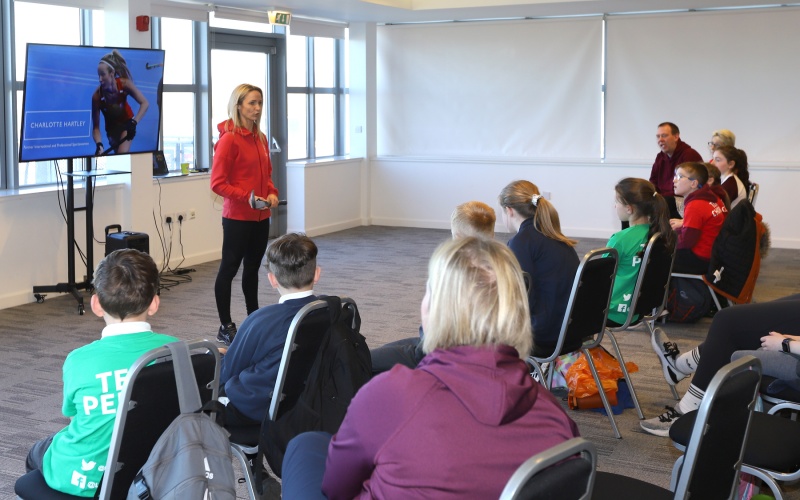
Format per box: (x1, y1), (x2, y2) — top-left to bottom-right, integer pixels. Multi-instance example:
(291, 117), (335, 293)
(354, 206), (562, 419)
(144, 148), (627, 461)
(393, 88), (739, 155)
(20, 249), (177, 497)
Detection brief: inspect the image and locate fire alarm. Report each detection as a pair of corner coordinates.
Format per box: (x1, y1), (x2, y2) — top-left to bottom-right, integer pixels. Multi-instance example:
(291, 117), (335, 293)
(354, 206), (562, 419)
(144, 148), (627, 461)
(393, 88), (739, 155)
(136, 15), (150, 32)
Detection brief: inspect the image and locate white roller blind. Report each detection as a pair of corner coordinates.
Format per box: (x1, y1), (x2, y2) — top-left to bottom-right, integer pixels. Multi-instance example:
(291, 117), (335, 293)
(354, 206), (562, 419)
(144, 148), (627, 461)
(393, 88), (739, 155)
(291, 18), (346, 39)
(606, 7), (800, 164)
(377, 17), (602, 159)
(152, 1), (209, 22)
(17, 0), (102, 8)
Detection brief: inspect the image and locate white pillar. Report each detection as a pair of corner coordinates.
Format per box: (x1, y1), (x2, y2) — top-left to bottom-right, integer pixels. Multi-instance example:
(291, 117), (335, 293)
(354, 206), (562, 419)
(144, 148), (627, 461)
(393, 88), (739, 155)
(103, 0), (153, 234)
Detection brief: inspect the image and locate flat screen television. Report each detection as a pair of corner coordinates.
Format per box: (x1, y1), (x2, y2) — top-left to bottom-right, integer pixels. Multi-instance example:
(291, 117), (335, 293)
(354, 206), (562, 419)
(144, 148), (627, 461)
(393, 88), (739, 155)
(18, 44), (165, 163)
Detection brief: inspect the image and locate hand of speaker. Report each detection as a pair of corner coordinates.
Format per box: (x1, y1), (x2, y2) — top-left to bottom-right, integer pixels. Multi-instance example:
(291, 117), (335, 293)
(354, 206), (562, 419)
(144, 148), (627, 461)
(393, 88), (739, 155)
(125, 118), (137, 141)
(95, 142), (104, 156)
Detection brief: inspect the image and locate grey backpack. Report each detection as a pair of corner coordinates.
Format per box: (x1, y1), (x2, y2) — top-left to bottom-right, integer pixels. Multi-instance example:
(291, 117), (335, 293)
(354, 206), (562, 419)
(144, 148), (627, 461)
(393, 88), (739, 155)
(127, 342), (236, 500)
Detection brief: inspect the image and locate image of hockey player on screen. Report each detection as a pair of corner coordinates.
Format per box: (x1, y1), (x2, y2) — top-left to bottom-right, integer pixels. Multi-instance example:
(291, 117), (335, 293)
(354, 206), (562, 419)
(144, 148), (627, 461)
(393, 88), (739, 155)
(92, 50), (149, 156)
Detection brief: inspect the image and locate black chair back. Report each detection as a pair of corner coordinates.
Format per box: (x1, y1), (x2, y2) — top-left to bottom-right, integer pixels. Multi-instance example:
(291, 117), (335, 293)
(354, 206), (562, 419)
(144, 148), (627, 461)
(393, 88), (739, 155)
(100, 341), (220, 500)
(499, 437), (596, 500)
(559, 248), (618, 355)
(268, 297), (358, 422)
(631, 232), (675, 321)
(671, 355), (762, 498)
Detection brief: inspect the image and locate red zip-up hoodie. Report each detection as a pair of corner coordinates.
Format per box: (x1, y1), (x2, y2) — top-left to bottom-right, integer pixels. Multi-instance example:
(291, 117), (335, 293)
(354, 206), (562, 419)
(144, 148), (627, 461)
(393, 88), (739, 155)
(210, 120), (278, 221)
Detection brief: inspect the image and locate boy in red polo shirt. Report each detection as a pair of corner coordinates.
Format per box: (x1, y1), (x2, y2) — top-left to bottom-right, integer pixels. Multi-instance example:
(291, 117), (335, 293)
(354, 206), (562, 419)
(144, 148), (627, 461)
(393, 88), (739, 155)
(670, 162), (728, 274)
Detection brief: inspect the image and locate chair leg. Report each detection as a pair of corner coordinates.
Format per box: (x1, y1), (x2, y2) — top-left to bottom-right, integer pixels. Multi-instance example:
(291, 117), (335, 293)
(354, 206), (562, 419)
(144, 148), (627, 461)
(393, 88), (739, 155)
(740, 465), (785, 500)
(670, 455), (684, 491)
(527, 357), (549, 389)
(605, 331), (644, 419)
(707, 285), (723, 312)
(230, 444), (258, 500)
(582, 347), (622, 439)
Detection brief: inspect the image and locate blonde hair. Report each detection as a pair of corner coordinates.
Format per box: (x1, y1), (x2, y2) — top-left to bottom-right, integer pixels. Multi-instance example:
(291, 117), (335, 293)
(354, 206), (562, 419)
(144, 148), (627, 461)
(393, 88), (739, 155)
(99, 50), (132, 80)
(422, 237), (532, 358)
(711, 129), (736, 148)
(450, 201), (496, 239)
(498, 180), (577, 247)
(224, 83), (266, 138)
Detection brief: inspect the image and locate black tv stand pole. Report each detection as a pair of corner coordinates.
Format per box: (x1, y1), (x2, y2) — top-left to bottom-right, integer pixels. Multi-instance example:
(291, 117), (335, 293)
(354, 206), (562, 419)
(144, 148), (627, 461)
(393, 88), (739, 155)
(33, 156), (97, 315)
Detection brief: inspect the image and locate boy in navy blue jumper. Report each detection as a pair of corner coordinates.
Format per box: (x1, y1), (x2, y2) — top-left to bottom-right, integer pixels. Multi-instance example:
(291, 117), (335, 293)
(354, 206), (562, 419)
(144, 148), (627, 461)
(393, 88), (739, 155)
(219, 233), (321, 427)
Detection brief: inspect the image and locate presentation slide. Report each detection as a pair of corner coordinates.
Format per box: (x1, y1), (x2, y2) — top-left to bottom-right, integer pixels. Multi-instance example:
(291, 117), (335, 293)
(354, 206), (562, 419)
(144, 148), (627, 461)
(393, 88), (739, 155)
(19, 44), (164, 163)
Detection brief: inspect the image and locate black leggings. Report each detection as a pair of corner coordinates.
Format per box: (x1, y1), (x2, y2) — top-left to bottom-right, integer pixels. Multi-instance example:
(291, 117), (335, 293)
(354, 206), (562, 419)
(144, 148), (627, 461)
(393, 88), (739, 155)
(692, 294), (800, 391)
(214, 217), (271, 325)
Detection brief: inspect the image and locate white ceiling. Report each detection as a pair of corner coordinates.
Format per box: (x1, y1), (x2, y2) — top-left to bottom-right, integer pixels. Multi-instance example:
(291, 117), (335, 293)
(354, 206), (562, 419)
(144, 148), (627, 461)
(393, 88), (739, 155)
(203, 0), (795, 24)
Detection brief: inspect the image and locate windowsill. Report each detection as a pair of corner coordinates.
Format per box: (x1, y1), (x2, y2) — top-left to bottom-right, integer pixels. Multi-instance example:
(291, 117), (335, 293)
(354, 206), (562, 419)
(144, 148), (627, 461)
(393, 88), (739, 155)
(286, 156), (363, 167)
(0, 170), (209, 199)
(0, 175), (125, 199)
(153, 170), (210, 180)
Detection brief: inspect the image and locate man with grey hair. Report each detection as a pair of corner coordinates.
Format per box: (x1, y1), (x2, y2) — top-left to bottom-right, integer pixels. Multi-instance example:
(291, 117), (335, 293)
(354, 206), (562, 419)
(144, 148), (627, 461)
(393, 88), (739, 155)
(650, 122), (703, 219)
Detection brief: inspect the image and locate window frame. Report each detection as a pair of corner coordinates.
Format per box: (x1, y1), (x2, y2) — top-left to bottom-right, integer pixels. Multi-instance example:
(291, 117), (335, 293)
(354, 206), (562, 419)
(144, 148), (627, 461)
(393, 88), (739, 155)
(152, 17), (211, 172)
(286, 34), (348, 160)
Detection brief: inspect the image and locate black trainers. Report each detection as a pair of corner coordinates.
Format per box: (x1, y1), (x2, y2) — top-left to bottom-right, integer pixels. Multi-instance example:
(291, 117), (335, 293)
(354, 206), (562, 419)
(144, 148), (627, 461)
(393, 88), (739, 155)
(217, 322), (237, 346)
(651, 327), (687, 385)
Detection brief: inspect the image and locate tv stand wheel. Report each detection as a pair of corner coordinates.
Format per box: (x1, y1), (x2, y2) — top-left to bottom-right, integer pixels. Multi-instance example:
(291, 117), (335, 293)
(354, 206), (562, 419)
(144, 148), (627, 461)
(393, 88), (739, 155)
(34, 294), (46, 304)
(78, 304), (85, 315)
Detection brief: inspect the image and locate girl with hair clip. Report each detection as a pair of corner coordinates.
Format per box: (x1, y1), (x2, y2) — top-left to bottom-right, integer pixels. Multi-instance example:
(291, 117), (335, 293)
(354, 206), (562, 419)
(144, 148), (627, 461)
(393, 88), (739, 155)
(498, 180), (579, 357)
(607, 178), (676, 326)
(91, 50), (149, 155)
(280, 237), (579, 499)
(712, 145), (750, 209)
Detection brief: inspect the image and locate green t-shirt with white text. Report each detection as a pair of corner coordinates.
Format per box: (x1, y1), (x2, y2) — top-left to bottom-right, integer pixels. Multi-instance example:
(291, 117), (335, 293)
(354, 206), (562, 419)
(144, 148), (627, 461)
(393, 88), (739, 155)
(43, 331), (176, 496)
(607, 224), (649, 325)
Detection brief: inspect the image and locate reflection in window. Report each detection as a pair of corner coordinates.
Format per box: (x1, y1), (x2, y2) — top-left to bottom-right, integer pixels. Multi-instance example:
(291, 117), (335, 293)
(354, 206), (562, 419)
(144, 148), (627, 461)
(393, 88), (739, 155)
(315, 94), (334, 157)
(162, 18), (193, 85)
(287, 34), (307, 88)
(288, 94), (308, 159)
(13, 3), (85, 187)
(286, 33), (348, 160)
(162, 93), (195, 170)
(314, 38), (335, 88)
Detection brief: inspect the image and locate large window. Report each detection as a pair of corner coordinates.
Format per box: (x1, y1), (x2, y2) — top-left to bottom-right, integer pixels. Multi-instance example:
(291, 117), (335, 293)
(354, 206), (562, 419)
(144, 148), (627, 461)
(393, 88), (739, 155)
(7, 2), (99, 188)
(1, 3), (350, 190)
(157, 17), (198, 171)
(286, 33), (348, 160)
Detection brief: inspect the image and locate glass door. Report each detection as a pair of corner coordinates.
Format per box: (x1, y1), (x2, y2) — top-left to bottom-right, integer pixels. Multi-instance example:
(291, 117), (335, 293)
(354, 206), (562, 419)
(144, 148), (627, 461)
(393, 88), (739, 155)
(210, 30), (287, 235)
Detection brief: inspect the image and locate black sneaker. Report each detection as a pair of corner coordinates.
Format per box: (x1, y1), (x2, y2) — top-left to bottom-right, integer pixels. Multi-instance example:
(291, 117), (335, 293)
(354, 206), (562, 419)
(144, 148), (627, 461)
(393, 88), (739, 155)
(217, 322), (237, 346)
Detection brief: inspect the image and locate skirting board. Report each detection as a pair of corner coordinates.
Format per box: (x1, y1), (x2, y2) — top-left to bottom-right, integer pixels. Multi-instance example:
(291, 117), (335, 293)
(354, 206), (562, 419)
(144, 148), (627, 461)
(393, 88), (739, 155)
(288, 218), (365, 238)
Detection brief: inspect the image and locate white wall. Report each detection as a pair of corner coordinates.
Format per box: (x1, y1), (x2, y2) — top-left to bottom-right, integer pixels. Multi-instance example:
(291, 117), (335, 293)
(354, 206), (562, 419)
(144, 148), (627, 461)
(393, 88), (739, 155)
(286, 158), (366, 236)
(0, 175), (223, 310)
(368, 157), (800, 250)
(367, 9), (800, 251)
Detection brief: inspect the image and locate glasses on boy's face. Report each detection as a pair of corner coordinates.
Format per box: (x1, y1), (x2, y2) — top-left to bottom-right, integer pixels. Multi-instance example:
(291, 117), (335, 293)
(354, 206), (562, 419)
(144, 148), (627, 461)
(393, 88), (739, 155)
(674, 173), (694, 181)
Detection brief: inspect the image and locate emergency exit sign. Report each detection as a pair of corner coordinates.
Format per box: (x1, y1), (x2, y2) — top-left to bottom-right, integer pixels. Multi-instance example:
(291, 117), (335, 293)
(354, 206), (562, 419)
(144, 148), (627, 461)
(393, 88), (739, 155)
(268, 11), (291, 26)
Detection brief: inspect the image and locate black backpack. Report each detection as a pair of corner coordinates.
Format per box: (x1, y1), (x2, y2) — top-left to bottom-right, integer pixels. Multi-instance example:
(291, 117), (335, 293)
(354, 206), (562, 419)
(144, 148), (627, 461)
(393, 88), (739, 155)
(263, 296), (372, 476)
(667, 277), (713, 323)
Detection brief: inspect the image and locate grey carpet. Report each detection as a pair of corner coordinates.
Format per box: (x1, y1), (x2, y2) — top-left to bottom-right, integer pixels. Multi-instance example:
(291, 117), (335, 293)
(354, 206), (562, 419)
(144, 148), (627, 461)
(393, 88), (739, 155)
(0, 225), (798, 498)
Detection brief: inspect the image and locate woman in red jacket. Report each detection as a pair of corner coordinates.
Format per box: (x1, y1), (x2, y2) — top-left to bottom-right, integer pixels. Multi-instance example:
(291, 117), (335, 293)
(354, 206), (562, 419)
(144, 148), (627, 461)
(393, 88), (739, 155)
(210, 83), (279, 345)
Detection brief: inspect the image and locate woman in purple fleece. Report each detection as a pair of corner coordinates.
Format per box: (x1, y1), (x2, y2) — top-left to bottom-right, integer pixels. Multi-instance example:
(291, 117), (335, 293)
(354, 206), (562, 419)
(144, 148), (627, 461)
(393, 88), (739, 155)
(281, 236), (580, 499)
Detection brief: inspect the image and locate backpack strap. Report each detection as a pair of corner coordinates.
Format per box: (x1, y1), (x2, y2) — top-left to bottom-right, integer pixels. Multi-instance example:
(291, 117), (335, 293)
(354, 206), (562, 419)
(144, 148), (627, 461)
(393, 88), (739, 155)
(321, 295), (343, 325)
(165, 341), (202, 414)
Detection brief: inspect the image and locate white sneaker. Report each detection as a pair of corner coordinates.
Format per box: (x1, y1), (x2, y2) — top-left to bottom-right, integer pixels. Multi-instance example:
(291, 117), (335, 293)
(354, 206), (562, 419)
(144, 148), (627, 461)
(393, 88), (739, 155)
(651, 328), (687, 385)
(640, 406), (683, 437)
